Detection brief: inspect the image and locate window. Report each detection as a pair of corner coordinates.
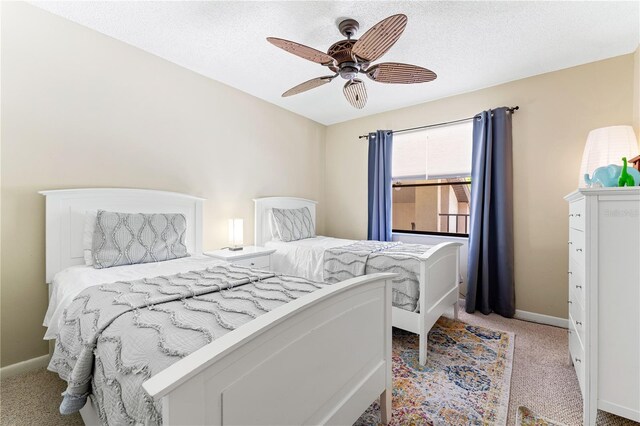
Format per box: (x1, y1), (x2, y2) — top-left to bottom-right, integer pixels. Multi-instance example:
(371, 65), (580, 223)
(391, 121), (473, 236)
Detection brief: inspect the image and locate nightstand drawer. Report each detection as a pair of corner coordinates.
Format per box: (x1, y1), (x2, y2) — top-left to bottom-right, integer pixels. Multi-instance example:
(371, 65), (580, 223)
(204, 247), (276, 269)
(233, 255), (270, 269)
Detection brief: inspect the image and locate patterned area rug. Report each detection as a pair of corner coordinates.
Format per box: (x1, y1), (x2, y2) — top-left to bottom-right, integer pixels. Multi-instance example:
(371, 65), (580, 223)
(354, 317), (514, 426)
(516, 406), (568, 426)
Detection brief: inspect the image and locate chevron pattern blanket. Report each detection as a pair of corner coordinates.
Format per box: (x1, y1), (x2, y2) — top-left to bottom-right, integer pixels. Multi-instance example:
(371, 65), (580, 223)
(324, 241), (432, 312)
(49, 264), (326, 425)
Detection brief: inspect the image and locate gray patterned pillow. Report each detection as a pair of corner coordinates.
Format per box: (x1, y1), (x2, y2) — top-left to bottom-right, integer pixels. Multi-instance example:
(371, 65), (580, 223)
(92, 210), (189, 269)
(271, 207), (315, 242)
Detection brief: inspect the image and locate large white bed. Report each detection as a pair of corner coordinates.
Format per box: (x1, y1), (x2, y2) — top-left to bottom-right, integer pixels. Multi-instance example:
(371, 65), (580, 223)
(41, 188), (394, 426)
(255, 196), (462, 366)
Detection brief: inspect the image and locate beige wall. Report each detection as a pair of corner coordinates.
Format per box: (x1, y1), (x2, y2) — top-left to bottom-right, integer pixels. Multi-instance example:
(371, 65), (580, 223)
(0, 3), (326, 367)
(392, 202), (414, 230)
(325, 54), (636, 319)
(416, 187), (438, 232)
(391, 186), (438, 231)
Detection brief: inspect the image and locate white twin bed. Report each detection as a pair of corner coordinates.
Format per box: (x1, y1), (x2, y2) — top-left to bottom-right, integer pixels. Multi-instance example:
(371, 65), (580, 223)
(42, 188), (394, 426)
(267, 236), (354, 283)
(255, 197), (462, 366)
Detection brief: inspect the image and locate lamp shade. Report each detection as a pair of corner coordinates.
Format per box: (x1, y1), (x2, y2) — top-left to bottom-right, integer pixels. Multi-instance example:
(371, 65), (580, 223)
(579, 125), (639, 187)
(228, 218), (243, 247)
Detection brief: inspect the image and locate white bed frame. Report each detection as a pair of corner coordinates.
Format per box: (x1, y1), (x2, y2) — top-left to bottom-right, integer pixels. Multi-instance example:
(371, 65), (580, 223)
(254, 196), (461, 365)
(39, 188), (205, 283)
(41, 188), (394, 425)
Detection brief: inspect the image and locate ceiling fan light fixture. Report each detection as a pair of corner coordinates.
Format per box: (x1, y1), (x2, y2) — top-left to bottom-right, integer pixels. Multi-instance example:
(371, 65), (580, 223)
(338, 62), (359, 80)
(343, 79), (367, 109)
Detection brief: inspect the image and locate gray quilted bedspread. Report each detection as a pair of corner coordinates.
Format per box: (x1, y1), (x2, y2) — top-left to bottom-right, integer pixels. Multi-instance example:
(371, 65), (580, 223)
(48, 264), (326, 425)
(324, 241), (432, 312)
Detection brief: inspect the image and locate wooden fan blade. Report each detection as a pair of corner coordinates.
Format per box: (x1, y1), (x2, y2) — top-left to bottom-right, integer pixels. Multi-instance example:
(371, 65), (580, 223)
(343, 79), (367, 109)
(267, 37), (336, 66)
(367, 62), (437, 84)
(352, 14), (407, 62)
(282, 76), (334, 97)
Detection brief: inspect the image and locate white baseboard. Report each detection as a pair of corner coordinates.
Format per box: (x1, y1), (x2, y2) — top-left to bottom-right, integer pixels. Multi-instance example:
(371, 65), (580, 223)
(0, 354), (49, 379)
(514, 309), (568, 329)
(598, 400), (640, 422)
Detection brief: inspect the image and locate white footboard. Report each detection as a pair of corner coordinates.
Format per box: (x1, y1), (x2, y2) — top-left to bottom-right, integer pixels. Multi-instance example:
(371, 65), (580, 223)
(418, 241), (462, 364)
(143, 273), (395, 426)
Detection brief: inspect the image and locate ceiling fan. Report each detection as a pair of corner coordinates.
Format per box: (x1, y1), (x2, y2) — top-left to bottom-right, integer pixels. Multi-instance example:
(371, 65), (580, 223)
(266, 14), (436, 109)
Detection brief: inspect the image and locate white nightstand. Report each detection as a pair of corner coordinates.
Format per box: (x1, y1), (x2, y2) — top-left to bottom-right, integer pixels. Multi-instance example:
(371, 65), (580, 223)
(204, 246), (276, 270)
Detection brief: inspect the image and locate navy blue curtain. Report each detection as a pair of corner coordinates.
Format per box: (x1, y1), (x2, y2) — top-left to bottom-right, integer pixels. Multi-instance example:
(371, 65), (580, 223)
(466, 108), (515, 317)
(367, 130), (393, 241)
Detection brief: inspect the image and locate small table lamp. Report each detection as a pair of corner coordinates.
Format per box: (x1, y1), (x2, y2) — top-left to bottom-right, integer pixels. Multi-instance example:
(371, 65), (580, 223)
(228, 218), (243, 251)
(579, 125), (639, 187)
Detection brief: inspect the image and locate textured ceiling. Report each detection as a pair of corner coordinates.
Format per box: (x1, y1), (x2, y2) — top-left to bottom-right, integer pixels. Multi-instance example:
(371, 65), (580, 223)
(32, 1), (640, 125)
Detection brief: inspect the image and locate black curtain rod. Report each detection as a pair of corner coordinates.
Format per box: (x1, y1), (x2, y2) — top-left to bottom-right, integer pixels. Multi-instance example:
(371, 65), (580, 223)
(357, 106), (519, 139)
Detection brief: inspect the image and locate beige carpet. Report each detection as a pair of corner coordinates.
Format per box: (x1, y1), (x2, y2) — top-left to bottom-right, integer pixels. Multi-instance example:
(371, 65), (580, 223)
(455, 306), (637, 426)
(1, 303), (637, 426)
(0, 366), (83, 426)
(516, 406), (569, 426)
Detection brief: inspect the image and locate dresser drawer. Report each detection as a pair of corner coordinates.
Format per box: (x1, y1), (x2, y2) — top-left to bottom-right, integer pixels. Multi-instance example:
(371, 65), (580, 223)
(569, 258), (585, 307)
(233, 255), (270, 270)
(569, 323), (585, 396)
(568, 228), (585, 265)
(569, 299), (585, 344)
(569, 199), (585, 231)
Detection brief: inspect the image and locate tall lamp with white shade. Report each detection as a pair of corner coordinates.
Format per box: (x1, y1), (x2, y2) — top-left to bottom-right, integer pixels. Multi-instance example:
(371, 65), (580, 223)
(579, 125), (639, 187)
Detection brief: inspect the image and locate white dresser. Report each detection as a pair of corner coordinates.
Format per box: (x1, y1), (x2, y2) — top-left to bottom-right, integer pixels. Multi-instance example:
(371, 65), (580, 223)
(565, 187), (640, 425)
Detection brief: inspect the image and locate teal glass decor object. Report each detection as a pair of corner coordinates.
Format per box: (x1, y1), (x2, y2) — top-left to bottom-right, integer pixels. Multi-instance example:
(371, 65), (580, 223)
(585, 164), (621, 187)
(618, 157), (636, 187)
(585, 161), (640, 187)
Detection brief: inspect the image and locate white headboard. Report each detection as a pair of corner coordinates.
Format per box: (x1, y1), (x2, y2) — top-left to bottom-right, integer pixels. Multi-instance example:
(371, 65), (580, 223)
(39, 188), (205, 283)
(253, 197), (318, 246)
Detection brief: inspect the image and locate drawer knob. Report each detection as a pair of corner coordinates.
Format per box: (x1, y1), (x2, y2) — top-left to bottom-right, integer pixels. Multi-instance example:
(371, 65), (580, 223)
(568, 300), (572, 304)
(250, 262), (255, 266)
(575, 248), (583, 252)
(568, 241), (573, 245)
(569, 214), (574, 217)
(575, 214), (581, 217)
(575, 285), (582, 289)
(568, 271), (573, 275)
(568, 329), (572, 334)
(574, 358), (582, 363)
(576, 321), (582, 326)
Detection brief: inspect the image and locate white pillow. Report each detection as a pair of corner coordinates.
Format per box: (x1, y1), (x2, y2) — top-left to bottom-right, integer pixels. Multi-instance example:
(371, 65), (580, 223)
(271, 207), (315, 242)
(268, 210), (280, 241)
(91, 210), (188, 269)
(83, 210), (97, 265)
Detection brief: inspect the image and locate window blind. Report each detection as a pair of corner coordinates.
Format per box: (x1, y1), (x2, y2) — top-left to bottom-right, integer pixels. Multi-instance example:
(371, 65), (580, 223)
(392, 120), (473, 180)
